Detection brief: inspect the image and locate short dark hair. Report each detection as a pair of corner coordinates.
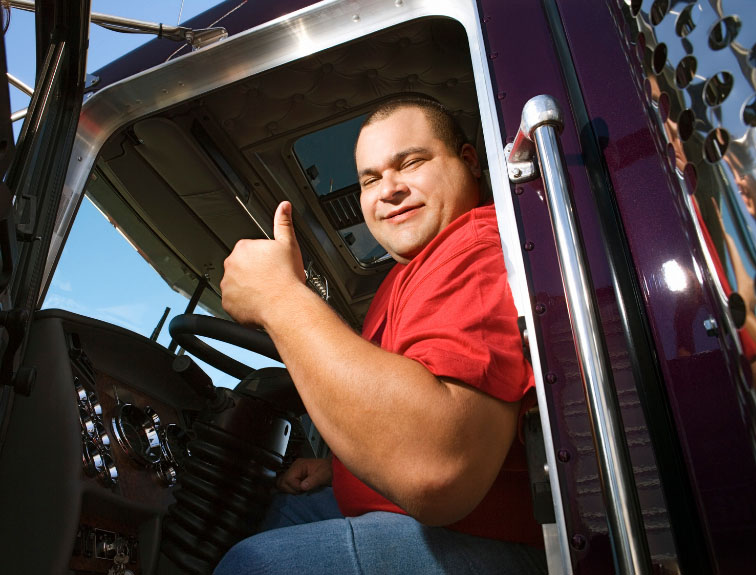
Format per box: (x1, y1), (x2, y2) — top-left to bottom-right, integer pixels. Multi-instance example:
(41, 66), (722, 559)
(359, 95), (468, 154)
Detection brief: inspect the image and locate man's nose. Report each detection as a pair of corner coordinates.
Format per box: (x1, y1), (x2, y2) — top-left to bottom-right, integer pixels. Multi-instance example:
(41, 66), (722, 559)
(379, 171), (409, 201)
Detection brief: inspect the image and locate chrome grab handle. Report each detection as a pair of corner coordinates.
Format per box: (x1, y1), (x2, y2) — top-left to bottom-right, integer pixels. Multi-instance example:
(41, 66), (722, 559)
(507, 95), (651, 575)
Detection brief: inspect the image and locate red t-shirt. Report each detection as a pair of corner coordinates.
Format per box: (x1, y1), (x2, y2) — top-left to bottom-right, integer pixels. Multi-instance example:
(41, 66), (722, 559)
(331, 203), (543, 546)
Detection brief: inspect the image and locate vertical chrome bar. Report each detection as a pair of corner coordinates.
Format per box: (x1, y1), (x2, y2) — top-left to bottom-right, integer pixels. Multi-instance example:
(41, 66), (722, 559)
(515, 95), (651, 575)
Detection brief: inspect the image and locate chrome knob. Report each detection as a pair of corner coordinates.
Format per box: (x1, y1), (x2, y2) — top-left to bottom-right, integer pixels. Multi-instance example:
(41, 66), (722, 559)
(98, 451), (119, 486)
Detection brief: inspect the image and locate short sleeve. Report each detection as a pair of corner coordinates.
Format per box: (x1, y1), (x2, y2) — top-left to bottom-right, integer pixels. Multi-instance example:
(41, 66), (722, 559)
(389, 240), (531, 403)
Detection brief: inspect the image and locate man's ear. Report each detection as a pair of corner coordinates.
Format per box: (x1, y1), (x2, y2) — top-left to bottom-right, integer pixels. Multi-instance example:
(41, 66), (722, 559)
(459, 143), (481, 178)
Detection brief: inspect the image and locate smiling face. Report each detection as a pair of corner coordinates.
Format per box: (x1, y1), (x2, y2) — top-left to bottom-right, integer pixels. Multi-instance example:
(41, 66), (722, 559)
(355, 106), (481, 264)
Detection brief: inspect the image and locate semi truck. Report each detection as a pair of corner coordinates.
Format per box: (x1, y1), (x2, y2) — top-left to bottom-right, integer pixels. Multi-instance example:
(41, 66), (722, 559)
(0, 0), (754, 573)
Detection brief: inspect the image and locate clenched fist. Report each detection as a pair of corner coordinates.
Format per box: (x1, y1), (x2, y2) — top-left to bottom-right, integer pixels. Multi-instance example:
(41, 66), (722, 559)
(276, 457), (333, 494)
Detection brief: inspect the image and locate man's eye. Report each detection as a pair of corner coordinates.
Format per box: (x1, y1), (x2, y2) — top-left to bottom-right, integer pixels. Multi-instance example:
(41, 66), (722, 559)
(361, 177), (378, 187)
(402, 158), (423, 170)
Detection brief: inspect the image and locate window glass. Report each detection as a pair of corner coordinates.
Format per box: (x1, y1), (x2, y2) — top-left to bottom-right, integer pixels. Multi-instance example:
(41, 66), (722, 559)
(43, 196), (281, 388)
(293, 115), (390, 266)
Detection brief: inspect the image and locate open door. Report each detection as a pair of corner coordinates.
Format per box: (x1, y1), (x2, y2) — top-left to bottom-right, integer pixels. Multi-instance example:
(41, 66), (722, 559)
(0, 0), (90, 457)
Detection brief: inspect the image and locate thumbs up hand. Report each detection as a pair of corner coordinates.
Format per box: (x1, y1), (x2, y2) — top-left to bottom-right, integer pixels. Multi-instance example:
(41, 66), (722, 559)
(221, 201), (306, 327)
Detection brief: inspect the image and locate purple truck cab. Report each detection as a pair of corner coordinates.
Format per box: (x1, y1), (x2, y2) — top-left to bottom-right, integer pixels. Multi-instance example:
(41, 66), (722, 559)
(0, 0), (754, 573)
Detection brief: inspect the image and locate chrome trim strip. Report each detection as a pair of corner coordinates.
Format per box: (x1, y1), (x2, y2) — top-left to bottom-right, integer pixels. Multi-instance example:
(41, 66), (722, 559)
(517, 95), (651, 575)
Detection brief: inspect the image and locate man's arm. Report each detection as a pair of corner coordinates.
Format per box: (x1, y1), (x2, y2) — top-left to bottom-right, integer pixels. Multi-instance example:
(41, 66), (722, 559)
(221, 202), (519, 525)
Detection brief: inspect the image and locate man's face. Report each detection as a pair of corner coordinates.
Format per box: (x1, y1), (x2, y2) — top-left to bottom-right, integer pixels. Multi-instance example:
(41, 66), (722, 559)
(355, 107), (481, 264)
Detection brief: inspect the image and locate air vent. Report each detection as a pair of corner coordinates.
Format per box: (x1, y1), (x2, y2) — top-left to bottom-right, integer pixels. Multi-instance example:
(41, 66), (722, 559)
(319, 184), (364, 230)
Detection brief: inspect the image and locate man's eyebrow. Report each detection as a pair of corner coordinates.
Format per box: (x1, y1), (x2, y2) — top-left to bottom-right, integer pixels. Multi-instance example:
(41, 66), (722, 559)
(357, 147), (430, 179)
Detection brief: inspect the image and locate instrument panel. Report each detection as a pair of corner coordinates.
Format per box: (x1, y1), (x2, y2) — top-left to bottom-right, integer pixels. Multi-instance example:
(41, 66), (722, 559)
(70, 333), (192, 494)
(49, 311), (205, 574)
(4, 309), (295, 574)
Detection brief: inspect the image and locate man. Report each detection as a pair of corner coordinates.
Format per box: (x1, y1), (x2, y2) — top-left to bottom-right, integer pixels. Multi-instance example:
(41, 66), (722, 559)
(216, 97), (545, 574)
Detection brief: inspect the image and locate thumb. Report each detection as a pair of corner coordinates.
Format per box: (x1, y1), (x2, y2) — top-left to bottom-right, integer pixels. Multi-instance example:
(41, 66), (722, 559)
(273, 201), (295, 244)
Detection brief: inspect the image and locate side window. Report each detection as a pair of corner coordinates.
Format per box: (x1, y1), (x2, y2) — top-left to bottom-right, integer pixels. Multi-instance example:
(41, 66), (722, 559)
(292, 114), (391, 266)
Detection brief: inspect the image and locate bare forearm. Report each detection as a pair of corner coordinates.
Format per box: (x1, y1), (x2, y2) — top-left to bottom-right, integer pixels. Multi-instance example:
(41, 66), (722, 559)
(258, 283), (516, 523)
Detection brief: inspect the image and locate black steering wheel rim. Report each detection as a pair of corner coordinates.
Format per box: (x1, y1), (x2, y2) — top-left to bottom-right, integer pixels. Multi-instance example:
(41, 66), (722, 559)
(168, 314), (281, 380)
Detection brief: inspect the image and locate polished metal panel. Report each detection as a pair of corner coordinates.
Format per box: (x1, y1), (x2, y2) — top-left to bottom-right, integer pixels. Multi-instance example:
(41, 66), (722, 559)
(624, 0), (756, 460)
(542, 523), (565, 575)
(514, 94), (652, 575)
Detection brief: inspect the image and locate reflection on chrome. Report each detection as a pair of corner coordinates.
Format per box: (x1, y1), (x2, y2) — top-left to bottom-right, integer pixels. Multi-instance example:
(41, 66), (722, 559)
(81, 435), (102, 477)
(622, 0), (756, 447)
(156, 461), (178, 487)
(111, 403), (163, 466)
(76, 379), (117, 485)
(88, 393), (103, 418)
(95, 419), (111, 448)
(79, 406), (96, 437)
(160, 423), (191, 472)
(98, 452), (119, 486)
(662, 260), (689, 292)
(75, 380), (89, 409)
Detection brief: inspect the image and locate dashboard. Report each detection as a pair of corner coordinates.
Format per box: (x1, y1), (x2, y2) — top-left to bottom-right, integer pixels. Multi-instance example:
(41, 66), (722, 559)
(0, 309), (300, 575)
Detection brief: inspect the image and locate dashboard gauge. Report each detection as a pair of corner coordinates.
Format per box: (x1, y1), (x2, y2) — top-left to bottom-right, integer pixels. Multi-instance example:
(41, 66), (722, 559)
(111, 403), (162, 466)
(160, 423), (191, 471)
(82, 436), (118, 485)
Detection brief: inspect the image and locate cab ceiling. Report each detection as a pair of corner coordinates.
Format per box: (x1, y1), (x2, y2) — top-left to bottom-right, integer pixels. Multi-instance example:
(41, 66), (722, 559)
(91, 17), (480, 328)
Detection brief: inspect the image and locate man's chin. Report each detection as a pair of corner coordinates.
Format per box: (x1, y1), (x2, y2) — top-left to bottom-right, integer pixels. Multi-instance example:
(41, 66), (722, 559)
(387, 244), (425, 265)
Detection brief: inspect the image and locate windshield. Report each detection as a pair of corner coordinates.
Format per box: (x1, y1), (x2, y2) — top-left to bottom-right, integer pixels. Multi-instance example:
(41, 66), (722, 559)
(43, 196), (282, 388)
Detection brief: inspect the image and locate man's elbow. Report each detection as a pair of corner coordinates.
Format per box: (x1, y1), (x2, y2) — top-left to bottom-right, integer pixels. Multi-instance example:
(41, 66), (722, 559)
(399, 465), (493, 527)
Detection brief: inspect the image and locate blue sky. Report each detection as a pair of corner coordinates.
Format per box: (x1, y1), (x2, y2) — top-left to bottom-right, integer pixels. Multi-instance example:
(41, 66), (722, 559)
(6, 1), (282, 387)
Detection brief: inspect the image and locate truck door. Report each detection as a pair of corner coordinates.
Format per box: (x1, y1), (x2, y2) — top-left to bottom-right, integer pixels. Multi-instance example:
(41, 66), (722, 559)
(485, 1), (755, 573)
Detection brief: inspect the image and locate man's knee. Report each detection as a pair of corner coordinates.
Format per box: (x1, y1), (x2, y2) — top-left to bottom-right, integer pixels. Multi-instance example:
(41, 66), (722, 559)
(214, 534), (269, 575)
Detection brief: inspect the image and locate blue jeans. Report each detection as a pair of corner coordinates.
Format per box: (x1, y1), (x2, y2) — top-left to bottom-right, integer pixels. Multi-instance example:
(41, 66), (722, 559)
(214, 488), (547, 574)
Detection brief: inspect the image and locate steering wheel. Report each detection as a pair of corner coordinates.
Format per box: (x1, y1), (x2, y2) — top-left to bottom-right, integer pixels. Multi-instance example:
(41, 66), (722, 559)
(168, 314), (282, 380)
